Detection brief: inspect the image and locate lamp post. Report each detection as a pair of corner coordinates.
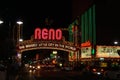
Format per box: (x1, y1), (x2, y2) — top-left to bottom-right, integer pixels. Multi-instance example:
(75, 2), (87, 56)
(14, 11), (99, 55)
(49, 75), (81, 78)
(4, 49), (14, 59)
(0, 20), (4, 24)
(0, 19), (23, 62)
(16, 20), (23, 44)
(12, 20), (23, 45)
(16, 20), (23, 66)
(114, 41), (118, 45)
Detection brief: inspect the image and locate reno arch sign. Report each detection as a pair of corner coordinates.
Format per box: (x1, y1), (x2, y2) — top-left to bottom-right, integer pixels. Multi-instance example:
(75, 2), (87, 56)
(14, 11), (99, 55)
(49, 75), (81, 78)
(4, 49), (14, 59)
(34, 28), (62, 40)
(18, 27), (79, 53)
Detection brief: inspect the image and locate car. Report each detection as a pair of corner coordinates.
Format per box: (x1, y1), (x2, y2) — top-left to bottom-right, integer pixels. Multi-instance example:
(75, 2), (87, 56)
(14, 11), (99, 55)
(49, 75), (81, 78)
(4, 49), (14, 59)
(61, 66), (73, 71)
(0, 63), (6, 72)
(89, 66), (107, 76)
(28, 64), (41, 73)
(104, 66), (120, 80)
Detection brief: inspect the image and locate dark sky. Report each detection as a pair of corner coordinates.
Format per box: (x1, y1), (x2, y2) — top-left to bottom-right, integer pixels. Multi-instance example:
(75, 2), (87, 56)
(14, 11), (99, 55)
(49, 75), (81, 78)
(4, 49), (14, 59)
(0, 0), (72, 40)
(96, 0), (120, 45)
(0, 0), (120, 45)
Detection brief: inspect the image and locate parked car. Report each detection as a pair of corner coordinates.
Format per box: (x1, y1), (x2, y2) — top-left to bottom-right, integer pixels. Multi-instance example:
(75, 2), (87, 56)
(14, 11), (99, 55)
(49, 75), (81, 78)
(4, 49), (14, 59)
(28, 64), (41, 72)
(61, 66), (73, 71)
(89, 66), (107, 76)
(0, 63), (6, 72)
(0, 61), (6, 80)
(104, 66), (120, 80)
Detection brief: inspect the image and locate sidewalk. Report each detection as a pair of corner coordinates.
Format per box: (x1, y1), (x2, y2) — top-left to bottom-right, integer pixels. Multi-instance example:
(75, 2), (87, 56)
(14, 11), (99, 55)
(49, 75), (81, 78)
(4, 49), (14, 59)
(0, 71), (6, 80)
(17, 67), (36, 80)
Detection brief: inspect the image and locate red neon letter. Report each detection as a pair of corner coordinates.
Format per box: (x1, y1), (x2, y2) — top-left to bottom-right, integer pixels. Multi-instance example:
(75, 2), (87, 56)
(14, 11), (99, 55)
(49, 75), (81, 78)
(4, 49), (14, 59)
(34, 28), (41, 39)
(56, 29), (62, 40)
(42, 28), (48, 40)
(49, 29), (55, 40)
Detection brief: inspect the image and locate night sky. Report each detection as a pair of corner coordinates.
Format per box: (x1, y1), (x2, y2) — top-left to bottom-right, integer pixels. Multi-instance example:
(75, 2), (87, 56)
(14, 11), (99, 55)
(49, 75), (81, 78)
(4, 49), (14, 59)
(0, 0), (120, 45)
(0, 0), (72, 40)
(96, 0), (120, 45)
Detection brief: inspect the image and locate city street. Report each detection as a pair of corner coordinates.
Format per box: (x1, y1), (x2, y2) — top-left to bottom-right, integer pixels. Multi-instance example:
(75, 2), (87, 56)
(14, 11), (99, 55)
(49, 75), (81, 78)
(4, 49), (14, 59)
(18, 68), (98, 80)
(0, 1), (120, 80)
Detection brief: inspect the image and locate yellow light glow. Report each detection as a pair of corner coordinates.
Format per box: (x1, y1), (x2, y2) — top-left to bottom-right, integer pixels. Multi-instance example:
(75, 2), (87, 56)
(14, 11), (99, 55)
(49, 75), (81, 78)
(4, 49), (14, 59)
(37, 65), (41, 69)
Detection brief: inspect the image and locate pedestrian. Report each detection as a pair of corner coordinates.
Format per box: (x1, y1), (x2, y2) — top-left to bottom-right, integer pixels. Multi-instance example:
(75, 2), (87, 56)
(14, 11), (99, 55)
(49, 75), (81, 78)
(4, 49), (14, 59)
(0, 61), (6, 80)
(6, 59), (20, 80)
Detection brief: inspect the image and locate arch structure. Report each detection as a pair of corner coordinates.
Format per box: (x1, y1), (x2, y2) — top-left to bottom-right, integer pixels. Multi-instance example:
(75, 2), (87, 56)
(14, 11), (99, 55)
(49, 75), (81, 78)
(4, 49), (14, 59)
(17, 38), (80, 53)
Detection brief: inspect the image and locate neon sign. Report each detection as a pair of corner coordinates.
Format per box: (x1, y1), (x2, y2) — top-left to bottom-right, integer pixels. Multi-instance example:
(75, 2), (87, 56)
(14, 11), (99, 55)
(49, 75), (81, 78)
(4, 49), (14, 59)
(34, 28), (62, 40)
(19, 43), (77, 51)
(81, 41), (91, 47)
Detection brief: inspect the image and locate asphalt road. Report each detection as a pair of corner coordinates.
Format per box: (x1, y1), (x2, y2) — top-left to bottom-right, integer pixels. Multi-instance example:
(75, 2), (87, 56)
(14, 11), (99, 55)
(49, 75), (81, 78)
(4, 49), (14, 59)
(17, 67), (118, 80)
(29, 70), (98, 80)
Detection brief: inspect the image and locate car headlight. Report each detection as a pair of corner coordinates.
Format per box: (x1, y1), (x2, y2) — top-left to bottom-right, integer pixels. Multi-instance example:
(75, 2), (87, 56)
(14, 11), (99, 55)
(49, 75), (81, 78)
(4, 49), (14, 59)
(29, 65), (32, 68)
(29, 70), (32, 73)
(33, 66), (35, 69)
(93, 68), (96, 72)
(101, 69), (104, 72)
(97, 72), (101, 75)
(37, 65), (41, 69)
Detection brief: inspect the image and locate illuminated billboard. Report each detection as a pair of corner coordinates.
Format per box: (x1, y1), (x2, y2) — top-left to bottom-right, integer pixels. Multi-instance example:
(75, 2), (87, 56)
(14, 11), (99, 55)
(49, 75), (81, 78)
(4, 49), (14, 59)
(96, 46), (120, 58)
(81, 46), (92, 58)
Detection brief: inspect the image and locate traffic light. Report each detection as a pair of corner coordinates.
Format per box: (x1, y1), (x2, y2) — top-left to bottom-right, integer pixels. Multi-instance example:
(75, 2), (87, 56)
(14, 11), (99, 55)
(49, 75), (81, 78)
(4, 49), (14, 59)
(91, 48), (95, 55)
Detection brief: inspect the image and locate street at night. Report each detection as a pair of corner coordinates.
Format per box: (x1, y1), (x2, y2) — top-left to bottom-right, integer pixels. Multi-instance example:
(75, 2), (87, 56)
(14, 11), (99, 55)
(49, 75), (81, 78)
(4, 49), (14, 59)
(16, 68), (100, 80)
(0, 0), (120, 80)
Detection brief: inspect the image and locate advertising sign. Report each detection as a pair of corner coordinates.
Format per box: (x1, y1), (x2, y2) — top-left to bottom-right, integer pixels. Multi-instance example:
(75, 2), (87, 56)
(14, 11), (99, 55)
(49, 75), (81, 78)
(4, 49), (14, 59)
(96, 46), (120, 58)
(81, 46), (92, 58)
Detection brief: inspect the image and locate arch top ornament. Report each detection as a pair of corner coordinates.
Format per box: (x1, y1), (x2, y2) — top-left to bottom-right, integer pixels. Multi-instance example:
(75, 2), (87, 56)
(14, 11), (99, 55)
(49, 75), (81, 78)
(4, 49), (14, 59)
(16, 28), (80, 53)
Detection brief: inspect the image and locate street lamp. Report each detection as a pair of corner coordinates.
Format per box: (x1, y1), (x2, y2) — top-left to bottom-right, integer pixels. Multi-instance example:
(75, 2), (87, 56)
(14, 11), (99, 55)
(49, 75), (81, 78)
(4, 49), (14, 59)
(12, 20), (23, 44)
(0, 20), (3, 24)
(16, 20), (23, 43)
(0, 19), (23, 63)
(19, 38), (23, 42)
(114, 41), (118, 45)
(53, 51), (57, 54)
(17, 21), (23, 25)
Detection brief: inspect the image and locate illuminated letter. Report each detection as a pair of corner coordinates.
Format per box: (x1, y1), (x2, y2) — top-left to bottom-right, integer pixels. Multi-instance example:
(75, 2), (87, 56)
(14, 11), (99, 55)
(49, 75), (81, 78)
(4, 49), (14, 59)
(49, 29), (55, 40)
(42, 28), (48, 40)
(34, 28), (41, 39)
(56, 29), (62, 40)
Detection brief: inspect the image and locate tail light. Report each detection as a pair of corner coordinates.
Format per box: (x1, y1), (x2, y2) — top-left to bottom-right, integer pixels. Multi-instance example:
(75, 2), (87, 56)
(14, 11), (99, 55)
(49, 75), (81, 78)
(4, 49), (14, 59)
(93, 68), (96, 72)
(101, 69), (104, 72)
